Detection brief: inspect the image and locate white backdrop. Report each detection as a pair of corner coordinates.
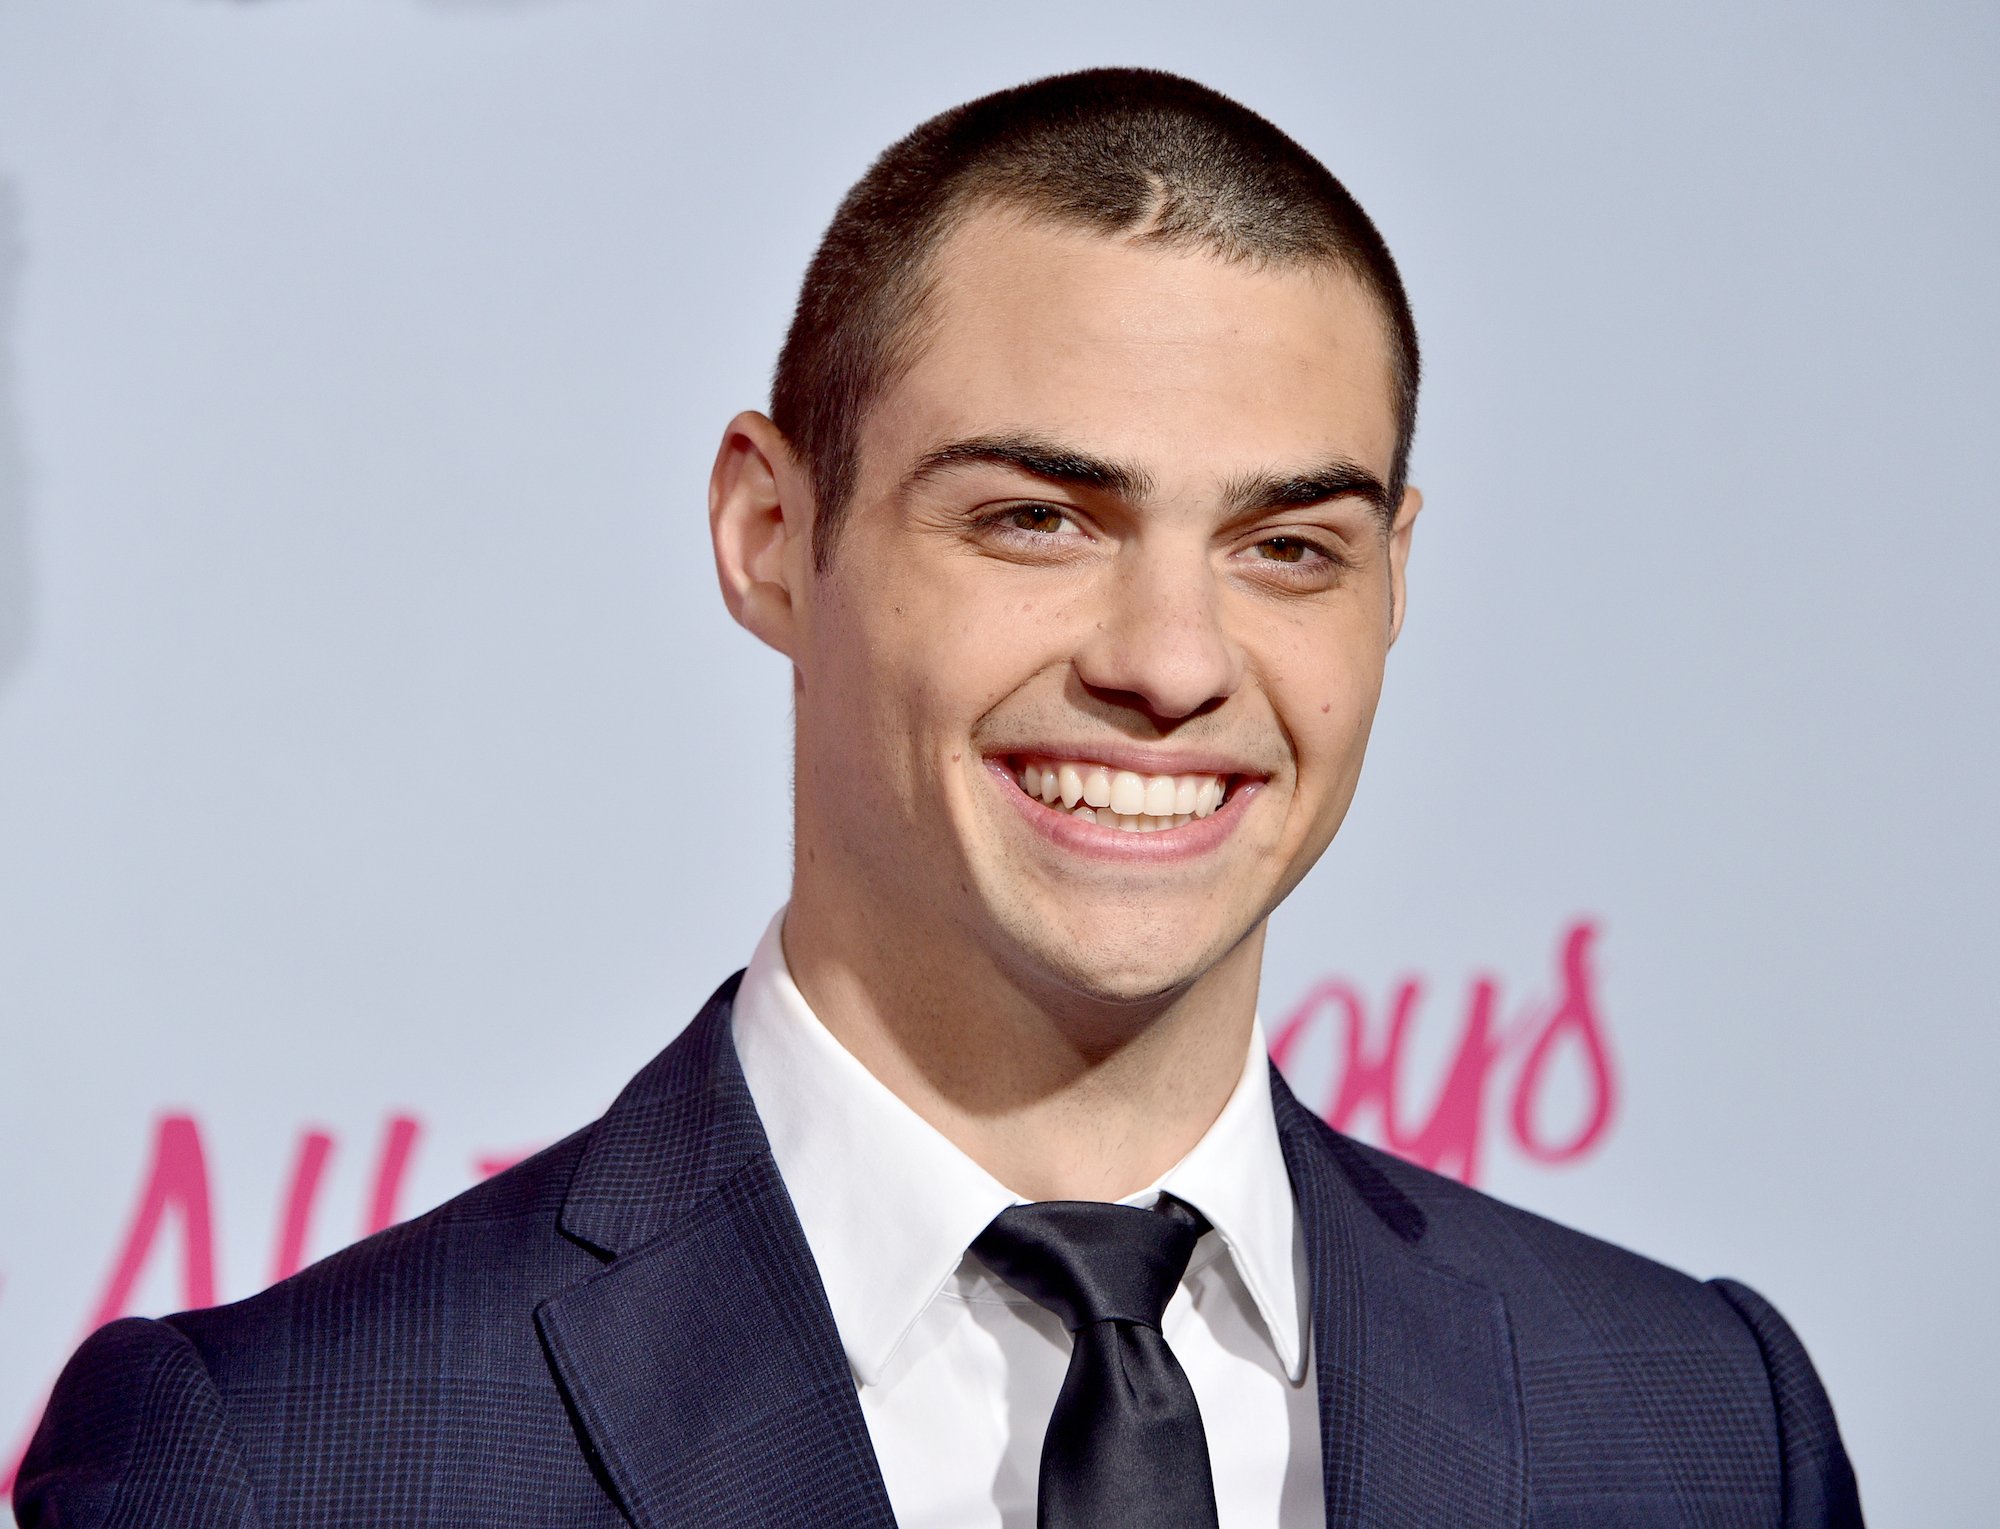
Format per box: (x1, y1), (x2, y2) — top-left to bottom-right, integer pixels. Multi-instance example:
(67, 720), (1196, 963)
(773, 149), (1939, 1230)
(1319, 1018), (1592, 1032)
(2, 1), (1995, 1521)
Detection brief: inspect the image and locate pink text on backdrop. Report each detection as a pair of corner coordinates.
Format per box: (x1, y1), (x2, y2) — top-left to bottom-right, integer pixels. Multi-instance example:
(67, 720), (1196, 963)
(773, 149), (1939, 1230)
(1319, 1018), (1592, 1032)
(1269, 917), (1615, 1185)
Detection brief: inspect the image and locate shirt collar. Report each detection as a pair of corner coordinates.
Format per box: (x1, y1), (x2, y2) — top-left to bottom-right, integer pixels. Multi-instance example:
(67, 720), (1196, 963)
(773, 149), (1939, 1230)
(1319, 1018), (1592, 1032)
(1150, 1009), (1309, 1381)
(729, 909), (1308, 1386)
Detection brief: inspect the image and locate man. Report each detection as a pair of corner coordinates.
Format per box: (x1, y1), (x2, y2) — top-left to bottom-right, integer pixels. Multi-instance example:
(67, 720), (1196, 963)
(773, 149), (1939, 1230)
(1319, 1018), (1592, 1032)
(18, 68), (1861, 1528)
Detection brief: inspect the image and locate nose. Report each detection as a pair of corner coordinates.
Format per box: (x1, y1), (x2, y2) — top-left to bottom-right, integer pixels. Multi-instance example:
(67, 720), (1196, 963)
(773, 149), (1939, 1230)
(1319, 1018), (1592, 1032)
(1072, 541), (1244, 724)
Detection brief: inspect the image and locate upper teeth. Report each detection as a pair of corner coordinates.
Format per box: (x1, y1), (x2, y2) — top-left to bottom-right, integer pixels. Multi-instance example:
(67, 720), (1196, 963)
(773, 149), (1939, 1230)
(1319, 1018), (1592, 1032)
(1015, 759), (1228, 832)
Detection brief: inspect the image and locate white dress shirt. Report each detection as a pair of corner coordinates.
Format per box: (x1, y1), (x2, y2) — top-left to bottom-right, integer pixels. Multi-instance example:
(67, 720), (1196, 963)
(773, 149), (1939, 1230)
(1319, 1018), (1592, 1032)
(731, 912), (1325, 1529)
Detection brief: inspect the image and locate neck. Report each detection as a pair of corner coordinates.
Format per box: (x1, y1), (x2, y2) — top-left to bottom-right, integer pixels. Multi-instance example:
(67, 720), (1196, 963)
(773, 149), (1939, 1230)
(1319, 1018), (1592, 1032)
(780, 881), (1263, 1202)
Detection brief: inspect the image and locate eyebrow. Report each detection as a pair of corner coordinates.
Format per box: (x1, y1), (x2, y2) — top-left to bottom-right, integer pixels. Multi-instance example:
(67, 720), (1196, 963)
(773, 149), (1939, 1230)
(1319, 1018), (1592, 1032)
(901, 436), (1154, 502)
(902, 434), (1393, 528)
(1220, 459), (1395, 530)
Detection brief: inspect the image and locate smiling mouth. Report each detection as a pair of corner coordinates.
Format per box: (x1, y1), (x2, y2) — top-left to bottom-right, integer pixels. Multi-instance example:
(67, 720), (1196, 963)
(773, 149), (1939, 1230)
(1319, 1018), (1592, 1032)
(1004, 756), (1241, 833)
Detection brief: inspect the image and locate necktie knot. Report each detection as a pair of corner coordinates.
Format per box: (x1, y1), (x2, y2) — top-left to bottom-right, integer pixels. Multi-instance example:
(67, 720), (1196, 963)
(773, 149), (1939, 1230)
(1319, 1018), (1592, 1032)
(972, 1194), (1211, 1333)
(971, 1194), (1220, 1527)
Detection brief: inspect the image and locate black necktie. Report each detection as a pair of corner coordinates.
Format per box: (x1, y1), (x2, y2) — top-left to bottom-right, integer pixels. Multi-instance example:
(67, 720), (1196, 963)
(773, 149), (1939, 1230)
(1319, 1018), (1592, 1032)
(972, 1194), (1221, 1529)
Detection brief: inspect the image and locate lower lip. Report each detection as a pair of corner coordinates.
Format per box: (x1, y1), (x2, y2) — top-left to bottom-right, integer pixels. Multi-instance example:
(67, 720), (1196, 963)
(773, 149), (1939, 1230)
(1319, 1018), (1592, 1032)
(985, 760), (1261, 864)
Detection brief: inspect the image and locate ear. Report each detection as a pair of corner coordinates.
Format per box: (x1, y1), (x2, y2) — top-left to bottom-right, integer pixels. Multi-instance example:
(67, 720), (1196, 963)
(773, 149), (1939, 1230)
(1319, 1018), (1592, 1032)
(709, 411), (812, 659)
(1386, 485), (1423, 647)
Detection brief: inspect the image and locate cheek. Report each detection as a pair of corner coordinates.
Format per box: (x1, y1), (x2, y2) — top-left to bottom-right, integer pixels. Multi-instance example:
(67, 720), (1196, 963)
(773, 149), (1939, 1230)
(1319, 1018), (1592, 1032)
(1282, 648), (1388, 786)
(885, 565), (1085, 720)
(880, 610), (1005, 728)
(813, 583), (1030, 777)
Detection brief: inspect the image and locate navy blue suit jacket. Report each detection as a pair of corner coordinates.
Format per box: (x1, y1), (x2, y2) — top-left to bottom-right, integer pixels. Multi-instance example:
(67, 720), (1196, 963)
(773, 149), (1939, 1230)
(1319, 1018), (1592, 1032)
(18, 975), (1863, 1527)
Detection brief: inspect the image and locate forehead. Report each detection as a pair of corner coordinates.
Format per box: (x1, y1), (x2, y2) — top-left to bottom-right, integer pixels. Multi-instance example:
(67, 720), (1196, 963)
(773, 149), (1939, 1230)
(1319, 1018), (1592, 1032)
(859, 209), (1401, 497)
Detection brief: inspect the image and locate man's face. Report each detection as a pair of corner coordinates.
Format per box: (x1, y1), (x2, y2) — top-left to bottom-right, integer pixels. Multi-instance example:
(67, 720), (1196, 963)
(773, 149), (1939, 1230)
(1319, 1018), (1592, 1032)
(788, 210), (1415, 1010)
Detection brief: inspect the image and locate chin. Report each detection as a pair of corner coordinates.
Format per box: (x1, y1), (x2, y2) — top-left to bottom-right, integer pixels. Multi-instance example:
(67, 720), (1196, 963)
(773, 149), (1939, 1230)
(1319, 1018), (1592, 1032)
(1002, 918), (1236, 1013)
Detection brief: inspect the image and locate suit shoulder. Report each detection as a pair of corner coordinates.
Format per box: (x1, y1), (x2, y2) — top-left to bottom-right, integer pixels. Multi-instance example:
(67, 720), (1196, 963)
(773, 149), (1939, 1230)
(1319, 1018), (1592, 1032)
(14, 1317), (258, 1526)
(168, 1125), (602, 1389)
(1305, 1120), (1762, 1350)
(1339, 1131), (1864, 1517)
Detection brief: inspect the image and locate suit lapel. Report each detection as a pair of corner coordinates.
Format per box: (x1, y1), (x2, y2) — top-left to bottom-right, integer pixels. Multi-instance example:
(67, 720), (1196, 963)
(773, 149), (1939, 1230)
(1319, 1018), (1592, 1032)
(1273, 1072), (1526, 1529)
(537, 978), (897, 1529)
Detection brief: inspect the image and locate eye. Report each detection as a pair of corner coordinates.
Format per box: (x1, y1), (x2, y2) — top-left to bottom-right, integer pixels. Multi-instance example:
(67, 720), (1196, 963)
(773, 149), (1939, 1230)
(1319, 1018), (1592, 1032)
(1252, 535), (1322, 565)
(970, 502), (1090, 554)
(1233, 529), (1352, 589)
(992, 504), (1074, 536)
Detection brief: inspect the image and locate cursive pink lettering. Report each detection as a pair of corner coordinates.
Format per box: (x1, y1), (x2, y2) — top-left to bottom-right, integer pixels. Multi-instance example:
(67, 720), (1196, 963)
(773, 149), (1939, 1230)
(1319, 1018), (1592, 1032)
(1269, 918), (1616, 1186)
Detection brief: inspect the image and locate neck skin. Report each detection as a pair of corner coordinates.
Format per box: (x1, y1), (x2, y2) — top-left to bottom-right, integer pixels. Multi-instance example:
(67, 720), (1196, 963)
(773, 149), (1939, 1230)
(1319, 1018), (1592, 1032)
(781, 863), (1264, 1204)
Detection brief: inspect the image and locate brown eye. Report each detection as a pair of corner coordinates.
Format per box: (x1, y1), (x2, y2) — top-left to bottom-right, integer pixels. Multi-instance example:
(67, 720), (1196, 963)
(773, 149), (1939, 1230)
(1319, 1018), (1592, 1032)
(1004, 506), (1069, 534)
(1256, 536), (1315, 564)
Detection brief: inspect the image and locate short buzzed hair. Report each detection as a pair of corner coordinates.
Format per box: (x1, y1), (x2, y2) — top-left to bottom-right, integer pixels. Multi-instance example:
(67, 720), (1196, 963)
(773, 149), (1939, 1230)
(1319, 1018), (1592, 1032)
(772, 67), (1421, 571)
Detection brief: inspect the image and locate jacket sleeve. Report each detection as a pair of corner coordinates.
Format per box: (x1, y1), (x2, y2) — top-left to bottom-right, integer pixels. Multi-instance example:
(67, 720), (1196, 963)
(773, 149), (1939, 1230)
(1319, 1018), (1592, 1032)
(11, 1316), (262, 1529)
(1709, 1278), (1864, 1529)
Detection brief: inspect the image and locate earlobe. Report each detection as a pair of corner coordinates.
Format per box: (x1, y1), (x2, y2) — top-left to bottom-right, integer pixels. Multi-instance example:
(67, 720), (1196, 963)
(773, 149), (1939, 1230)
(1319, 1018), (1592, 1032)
(709, 411), (809, 660)
(1386, 485), (1423, 647)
